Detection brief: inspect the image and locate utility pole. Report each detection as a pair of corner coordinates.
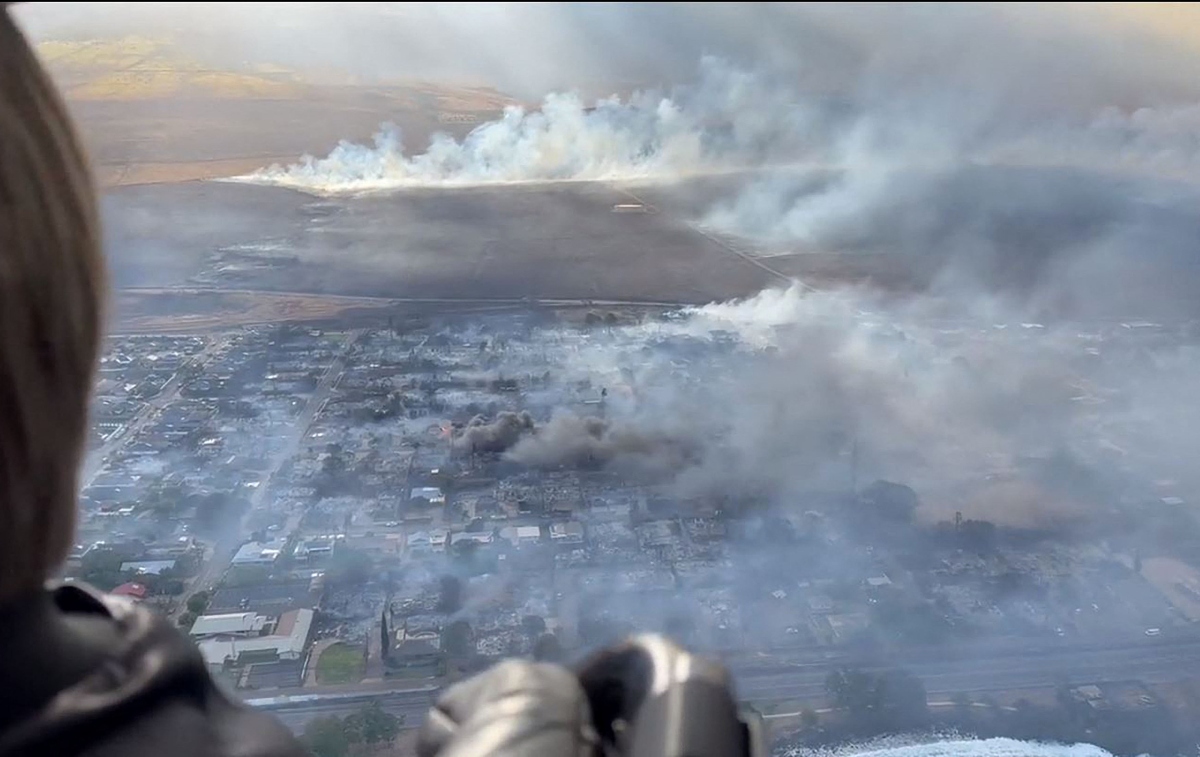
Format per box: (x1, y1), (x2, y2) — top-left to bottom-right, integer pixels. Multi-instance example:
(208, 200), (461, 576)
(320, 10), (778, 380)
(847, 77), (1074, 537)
(850, 436), (859, 495)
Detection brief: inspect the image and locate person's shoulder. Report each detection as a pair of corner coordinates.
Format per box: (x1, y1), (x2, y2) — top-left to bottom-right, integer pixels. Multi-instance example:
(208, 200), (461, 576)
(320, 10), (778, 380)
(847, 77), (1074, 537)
(74, 697), (308, 757)
(0, 583), (308, 757)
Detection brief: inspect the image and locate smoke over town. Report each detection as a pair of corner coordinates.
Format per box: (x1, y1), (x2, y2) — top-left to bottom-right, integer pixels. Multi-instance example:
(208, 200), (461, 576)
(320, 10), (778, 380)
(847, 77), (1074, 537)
(30, 2), (1200, 755)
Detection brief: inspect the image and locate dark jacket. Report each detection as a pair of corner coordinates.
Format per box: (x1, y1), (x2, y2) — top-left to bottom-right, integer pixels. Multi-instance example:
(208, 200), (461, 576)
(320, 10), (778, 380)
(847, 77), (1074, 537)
(0, 583), (308, 757)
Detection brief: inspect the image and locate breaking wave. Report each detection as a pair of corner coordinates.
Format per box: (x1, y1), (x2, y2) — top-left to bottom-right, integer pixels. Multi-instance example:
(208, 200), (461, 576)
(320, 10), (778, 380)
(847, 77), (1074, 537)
(777, 736), (1118, 757)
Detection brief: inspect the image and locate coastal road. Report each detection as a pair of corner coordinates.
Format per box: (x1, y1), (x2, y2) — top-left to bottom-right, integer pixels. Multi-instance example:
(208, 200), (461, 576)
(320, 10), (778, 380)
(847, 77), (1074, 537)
(735, 638), (1200, 702)
(118, 286), (692, 310)
(253, 636), (1200, 731)
(261, 689), (439, 731)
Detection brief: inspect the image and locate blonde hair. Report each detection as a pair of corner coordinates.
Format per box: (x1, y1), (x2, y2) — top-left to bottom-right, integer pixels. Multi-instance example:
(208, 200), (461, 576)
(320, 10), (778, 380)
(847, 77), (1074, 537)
(0, 8), (106, 600)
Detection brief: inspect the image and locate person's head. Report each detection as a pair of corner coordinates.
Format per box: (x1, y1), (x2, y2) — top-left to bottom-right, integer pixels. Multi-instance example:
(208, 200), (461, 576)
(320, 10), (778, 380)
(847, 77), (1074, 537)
(0, 7), (106, 601)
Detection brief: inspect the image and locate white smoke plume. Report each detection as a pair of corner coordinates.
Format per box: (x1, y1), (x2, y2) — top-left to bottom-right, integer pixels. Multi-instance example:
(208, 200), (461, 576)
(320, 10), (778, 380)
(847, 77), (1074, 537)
(231, 59), (815, 194)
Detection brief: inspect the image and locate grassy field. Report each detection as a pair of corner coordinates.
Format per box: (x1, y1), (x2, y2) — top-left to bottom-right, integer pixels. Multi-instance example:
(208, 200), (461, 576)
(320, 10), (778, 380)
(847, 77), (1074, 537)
(315, 643), (366, 685)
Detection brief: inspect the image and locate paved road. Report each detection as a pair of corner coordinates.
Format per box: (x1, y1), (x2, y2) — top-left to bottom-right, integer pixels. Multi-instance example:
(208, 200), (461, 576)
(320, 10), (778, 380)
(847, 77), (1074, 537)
(735, 638), (1200, 702)
(254, 636), (1200, 732)
(267, 689), (439, 730)
(177, 331), (361, 614)
(119, 286), (692, 310)
(83, 338), (224, 485)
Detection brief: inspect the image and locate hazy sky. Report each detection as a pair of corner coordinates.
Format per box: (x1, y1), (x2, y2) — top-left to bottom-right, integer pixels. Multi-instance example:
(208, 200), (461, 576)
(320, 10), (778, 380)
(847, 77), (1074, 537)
(14, 2), (1200, 102)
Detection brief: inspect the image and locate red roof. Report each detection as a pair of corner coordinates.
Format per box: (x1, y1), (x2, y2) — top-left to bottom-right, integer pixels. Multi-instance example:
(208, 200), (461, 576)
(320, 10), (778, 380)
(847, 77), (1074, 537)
(112, 582), (147, 599)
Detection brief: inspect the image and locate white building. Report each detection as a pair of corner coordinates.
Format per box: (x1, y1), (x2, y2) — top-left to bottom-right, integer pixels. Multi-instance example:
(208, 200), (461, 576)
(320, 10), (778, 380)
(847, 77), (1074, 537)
(410, 487), (446, 505)
(231, 539), (286, 566)
(190, 612), (269, 639)
(500, 525), (541, 547)
(198, 608), (314, 667)
(119, 559), (177, 575)
(451, 531), (494, 546)
(549, 521), (584, 545)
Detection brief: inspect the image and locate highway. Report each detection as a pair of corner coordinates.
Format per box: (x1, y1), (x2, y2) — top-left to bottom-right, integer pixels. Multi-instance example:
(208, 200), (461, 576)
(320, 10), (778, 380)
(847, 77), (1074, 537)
(118, 286), (693, 310)
(254, 635), (1200, 731)
(266, 689), (439, 730)
(735, 637), (1200, 702)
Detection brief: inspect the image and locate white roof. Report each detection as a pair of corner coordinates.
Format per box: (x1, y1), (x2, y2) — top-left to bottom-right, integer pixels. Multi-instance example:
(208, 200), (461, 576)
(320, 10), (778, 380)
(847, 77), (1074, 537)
(198, 609), (313, 665)
(232, 540), (284, 565)
(451, 531), (493, 544)
(119, 559), (177, 575)
(191, 612), (268, 637)
(411, 487), (445, 502)
(515, 526), (540, 538)
(550, 521), (584, 537)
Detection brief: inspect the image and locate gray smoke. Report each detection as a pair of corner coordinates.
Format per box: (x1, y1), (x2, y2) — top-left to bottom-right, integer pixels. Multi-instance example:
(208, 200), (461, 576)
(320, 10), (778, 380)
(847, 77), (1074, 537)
(511, 284), (1140, 530)
(452, 411), (535, 455)
(506, 413), (699, 474)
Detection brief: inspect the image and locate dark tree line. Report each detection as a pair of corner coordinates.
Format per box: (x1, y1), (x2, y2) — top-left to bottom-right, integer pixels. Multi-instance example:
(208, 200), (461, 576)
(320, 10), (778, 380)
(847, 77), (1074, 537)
(824, 667), (929, 735)
(303, 702), (402, 757)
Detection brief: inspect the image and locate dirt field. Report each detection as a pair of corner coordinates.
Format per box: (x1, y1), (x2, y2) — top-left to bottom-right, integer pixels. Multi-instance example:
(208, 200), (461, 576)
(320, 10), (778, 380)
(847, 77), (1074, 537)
(40, 40), (512, 190)
(70, 96), (501, 189)
(103, 180), (782, 307)
(113, 290), (402, 334)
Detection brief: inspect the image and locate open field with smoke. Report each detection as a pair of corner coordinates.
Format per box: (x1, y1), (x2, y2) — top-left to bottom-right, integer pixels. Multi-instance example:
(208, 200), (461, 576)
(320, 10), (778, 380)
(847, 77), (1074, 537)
(218, 4), (1200, 319)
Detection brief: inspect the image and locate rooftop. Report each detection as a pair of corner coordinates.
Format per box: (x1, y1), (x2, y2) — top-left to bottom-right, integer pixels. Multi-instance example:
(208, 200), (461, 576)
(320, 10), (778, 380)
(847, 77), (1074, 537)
(120, 559), (177, 575)
(231, 539), (286, 565)
(190, 612), (269, 637)
(112, 582), (147, 599)
(197, 608), (314, 666)
(410, 486), (446, 504)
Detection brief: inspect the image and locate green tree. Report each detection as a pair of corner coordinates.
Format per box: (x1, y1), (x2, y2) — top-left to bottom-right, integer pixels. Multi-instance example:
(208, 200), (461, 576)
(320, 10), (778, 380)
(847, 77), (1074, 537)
(825, 667), (927, 732)
(186, 590), (210, 615)
(875, 669), (928, 730)
(825, 668), (874, 712)
(344, 701), (401, 745)
(800, 708), (819, 729)
(177, 611), (196, 629)
(303, 715), (351, 757)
